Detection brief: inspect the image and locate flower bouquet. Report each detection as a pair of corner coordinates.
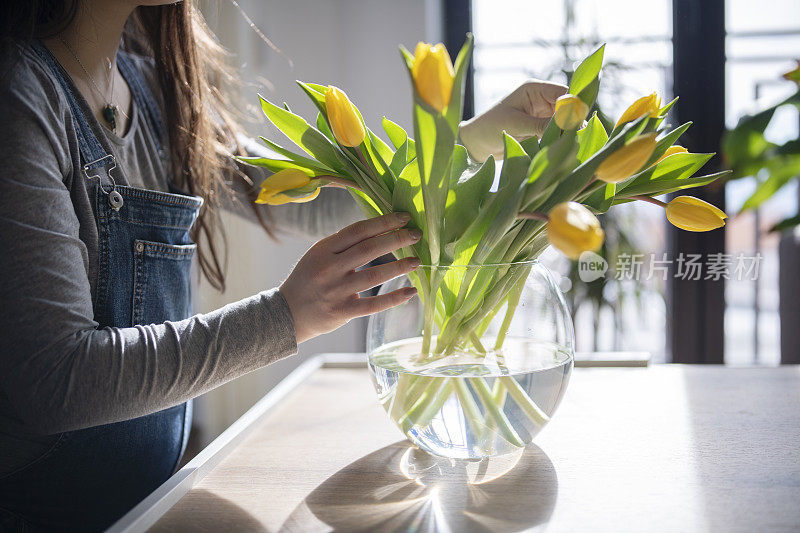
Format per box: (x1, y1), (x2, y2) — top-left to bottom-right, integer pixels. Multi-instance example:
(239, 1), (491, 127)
(242, 37), (728, 458)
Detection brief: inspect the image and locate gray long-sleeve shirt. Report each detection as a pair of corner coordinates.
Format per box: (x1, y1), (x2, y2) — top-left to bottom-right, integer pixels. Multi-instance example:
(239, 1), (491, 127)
(0, 42), (361, 474)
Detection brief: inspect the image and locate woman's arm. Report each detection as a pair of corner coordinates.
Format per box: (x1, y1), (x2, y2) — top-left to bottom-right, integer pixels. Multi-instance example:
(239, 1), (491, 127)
(0, 60), (417, 435)
(0, 114), (298, 434)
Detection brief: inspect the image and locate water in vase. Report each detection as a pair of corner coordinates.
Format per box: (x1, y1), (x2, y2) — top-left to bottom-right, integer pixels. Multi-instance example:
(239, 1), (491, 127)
(369, 337), (573, 459)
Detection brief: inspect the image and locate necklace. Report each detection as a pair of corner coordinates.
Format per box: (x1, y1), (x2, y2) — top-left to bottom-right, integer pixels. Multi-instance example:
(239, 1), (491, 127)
(58, 36), (119, 133)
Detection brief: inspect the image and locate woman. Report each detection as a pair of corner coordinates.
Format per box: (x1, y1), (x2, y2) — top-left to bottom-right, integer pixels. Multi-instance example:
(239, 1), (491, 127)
(0, 0), (565, 530)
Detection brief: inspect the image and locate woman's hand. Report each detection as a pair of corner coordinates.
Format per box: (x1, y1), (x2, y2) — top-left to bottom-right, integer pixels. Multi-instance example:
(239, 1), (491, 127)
(458, 79), (568, 162)
(280, 213), (421, 344)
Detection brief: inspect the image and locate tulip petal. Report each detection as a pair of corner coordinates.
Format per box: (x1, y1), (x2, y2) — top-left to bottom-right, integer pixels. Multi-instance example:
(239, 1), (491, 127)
(261, 168), (311, 194)
(615, 93), (661, 128)
(595, 133), (658, 183)
(547, 202), (605, 259)
(554, 94), (589, 130)
(666, 196), (727, 232)
(325, 86), (365, 147)
(255, 169), (321, 206)
(412, 41), (454, 112)
(654, 145), (688, 165)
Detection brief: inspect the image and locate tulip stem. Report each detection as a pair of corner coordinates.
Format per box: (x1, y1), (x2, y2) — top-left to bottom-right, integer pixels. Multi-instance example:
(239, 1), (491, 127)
(356, 147), (380, 184)
(632, 194), (667, 208)
(517, 211), (549, 221)
(320, 175), (366, 193)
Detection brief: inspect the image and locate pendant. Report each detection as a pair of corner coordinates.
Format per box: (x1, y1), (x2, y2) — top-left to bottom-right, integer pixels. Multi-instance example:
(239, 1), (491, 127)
(103, 104), (118, 133)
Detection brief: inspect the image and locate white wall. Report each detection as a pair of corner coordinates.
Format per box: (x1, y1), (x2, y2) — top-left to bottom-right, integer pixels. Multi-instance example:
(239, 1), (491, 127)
(190, 0), (443, 443)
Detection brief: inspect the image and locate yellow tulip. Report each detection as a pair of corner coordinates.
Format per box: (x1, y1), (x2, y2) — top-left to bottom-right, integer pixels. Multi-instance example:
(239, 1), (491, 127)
(325, 86), (365, 147)
(411, 42), (455, 112)
(653, 145), (688, 165)
(615, 93), (662, 128)
(547, 202), (605, 260)
(595, 133), (657, 183)
(554, 94), (589, 130)
(255, 169), (320, 206)
(666, 196), (727, 232)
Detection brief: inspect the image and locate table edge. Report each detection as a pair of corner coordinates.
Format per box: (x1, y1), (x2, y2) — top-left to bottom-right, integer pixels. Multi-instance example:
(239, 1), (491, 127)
(106, 353), (366, 533)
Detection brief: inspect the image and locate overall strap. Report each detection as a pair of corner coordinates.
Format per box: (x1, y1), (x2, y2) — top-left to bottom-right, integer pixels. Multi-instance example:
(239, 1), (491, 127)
(29, 41), (111, 173)
(117, 52), (167, 153)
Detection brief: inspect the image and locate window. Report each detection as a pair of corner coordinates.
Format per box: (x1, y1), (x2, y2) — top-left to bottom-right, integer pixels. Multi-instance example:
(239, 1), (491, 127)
(462, 0), (800, 364)
(471, 0), (674, 361)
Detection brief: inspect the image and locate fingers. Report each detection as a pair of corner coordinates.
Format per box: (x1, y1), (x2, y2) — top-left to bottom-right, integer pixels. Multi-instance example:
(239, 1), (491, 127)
(340, 228), (422, 269)
(324, 212), (411, 254)
(536, 80), (568, 104)
(346, 257), (421, 294)
(348, 287), (418, 318)
(504, 109), (552, 140)
(516, 79), (568, 116)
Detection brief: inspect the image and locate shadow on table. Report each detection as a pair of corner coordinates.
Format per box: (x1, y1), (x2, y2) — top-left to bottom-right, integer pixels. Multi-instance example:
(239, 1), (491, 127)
(150, 489), (266, 532)
(281, 441), (557, 532)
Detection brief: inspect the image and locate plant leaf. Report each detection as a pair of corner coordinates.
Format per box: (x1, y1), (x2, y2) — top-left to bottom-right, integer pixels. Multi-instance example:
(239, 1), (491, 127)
(392, 159), (431, 265)
(524, 129), (579, 208)
(237, 155), (335, 177)
(297, 81), (327, 117)
(316, 112), (335, 142)
(616, 152), (716, 197)
(642, 122), (693, 167)
(454, 134), (530, 266)
(445, 34), (475, 134)
(256, 136), (336, 172)
(520, 136), (540, 158)
(410, 96), (457, 264)
(770, 213), (800, 233)
(383, 116), (417, 161)
(741, 156), (800, 211)
(576, 113), (609, 163)
(443, 148), (496, 248)
(569, 44), (605, 97)
(583, 182), (616, 213)
(259, 95), (345, 172)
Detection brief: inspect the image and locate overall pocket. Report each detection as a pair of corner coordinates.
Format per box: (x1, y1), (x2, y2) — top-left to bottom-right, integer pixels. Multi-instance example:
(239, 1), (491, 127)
(132, 240), (196, 325)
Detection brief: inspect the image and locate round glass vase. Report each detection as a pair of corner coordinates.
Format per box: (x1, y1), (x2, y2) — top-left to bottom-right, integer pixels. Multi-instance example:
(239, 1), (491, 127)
(367, 260), (574, 460)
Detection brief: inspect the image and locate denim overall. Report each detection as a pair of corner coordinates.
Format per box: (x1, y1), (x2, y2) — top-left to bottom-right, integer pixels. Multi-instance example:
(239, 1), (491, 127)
(0, 44), (202, 531)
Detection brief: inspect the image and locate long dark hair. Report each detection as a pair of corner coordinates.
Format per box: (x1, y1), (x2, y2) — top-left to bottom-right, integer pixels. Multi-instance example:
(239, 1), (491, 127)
(1, 1), (274, 292)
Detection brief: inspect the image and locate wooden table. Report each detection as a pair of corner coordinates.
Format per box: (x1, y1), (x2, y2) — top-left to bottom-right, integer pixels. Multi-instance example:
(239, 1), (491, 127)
(110, 355), (800, 532)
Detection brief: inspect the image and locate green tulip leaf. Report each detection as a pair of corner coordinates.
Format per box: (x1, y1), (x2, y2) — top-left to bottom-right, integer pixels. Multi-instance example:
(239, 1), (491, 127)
(237, 154), (334, 178)
(582, 182), (616, 213)
(382, 116), (416, 161)
(316, 112), (335, 142)
(445, 34), (475, 135)
(297, 81), (327, 117)
(576, 76), (600, 109)
(569, 44), (605, 97)
(392, 159), (431, 265)
(576, 113), (609, 163)
(642, 122), (693, 167)
(443, 147), (496, 247)
(256, 136), (335, 172)
(617, 152), (715, 197)
(259, 95), (345, 172)
(520, 136), (541, 158)
(538, 116), (562, 147)
(524, 129), (579, 208)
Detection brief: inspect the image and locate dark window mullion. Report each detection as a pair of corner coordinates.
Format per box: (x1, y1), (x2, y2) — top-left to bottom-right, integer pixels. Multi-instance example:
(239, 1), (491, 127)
(668, 0), (727, 363)
(443, 0), (474, 120)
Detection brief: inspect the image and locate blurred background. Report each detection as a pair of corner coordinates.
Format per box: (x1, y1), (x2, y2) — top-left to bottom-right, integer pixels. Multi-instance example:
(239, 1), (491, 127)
(187, 0), (800, 450)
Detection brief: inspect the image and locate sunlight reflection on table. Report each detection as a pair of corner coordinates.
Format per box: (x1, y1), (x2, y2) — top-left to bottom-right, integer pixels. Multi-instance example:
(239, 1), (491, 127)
(281, 441), (557, 532)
